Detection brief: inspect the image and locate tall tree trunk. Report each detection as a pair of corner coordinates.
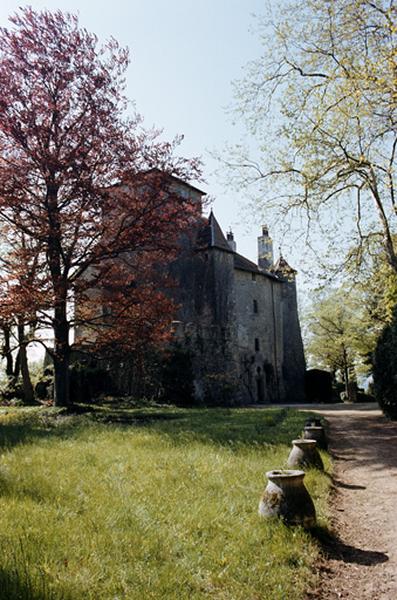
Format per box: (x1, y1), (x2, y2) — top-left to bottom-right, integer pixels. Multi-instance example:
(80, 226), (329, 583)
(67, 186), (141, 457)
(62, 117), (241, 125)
(17, 321), (35, 405)
(47, 184), (71, 408)
(53, 302), (70, 407)
(13, 350), (21, 381)
(342, 344), (350, 399)
(1, 324), (14, 378)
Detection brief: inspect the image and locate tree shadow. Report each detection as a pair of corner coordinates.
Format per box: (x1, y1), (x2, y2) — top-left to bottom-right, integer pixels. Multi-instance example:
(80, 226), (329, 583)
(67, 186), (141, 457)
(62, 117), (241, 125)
(331, 477), (366, 490)
(331, 454), (350, 462)
(309, 409), (397, 471)
(311, 526), (389, 566)
(0, 410), (88, 453)
(95, 411), (184, 425)
(0, 566), (67, 600)
(0, 404), (321, 452)
(110, 405), (309, 447)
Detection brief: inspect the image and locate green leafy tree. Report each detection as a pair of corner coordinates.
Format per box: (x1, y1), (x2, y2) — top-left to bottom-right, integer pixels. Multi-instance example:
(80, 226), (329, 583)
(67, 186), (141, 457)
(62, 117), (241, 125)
(373, 307), (397, 418)
(227, 0), (397, 274)
(305, 286), (380, 397)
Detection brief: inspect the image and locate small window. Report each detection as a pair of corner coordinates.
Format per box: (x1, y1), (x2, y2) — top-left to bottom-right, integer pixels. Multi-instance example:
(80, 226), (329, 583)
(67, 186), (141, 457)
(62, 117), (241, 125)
(253, 299), (258, 313)
(252, 273), (256, 281)
(255, 338), (260, 352)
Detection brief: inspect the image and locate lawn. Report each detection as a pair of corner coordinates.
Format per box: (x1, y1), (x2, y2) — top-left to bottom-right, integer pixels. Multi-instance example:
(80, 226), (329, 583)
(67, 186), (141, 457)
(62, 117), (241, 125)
(0, 405), (331, 600)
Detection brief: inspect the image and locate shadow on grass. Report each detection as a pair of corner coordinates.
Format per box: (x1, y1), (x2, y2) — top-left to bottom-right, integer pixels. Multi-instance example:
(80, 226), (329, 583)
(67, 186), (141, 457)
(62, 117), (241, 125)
(0, 567), (68, 600)
(0, 403), (320, 452)
(0, 409), (87, 453)
(95, 405), (313, 447)
(311, 525), (389, 566)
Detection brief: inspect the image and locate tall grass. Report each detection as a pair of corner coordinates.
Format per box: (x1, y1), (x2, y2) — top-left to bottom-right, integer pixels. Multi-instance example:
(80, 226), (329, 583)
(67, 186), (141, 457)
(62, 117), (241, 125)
(0, 407), (331, 599)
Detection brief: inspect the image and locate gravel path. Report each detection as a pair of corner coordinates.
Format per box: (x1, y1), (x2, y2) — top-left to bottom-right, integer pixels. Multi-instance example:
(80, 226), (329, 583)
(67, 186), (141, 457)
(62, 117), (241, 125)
(306, 403), (397, 599)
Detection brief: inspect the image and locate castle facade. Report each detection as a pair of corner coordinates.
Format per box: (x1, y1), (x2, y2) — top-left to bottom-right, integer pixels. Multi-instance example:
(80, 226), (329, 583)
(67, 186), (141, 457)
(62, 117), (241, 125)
(166, 179), (306, 405)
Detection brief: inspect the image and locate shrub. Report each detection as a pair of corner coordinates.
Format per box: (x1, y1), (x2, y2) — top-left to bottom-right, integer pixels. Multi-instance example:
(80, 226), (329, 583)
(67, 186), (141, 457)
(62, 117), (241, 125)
(0, 380), (25, 405)
(160, 345), (195, 405)
(69, 362), (113, 403)
(34, 367), (54, 401)
(373, 309), (397, 419)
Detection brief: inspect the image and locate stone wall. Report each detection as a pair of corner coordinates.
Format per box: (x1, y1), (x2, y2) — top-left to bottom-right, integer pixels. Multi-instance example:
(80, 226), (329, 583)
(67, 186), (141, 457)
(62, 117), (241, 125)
(170, 243), (238, 404)
(233, 269), (285, 403)
(170, 238), (306, 405)
(279, 278), (306, 402)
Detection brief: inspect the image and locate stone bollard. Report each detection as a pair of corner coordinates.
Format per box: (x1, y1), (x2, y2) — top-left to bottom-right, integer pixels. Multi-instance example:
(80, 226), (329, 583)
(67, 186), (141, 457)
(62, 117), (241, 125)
(258, 470), (316, 528)
(287, 439), (324, 470)
(303, 425), (328, 450)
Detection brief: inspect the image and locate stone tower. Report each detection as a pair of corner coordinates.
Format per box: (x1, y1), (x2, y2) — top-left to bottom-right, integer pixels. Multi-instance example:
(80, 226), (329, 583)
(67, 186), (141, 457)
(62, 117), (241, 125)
(273, 255), (306, 402)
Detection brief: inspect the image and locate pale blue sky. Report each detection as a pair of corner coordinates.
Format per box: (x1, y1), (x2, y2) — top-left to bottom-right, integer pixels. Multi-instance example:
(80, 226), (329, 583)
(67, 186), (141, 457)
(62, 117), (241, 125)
(0, 0), (268, 262)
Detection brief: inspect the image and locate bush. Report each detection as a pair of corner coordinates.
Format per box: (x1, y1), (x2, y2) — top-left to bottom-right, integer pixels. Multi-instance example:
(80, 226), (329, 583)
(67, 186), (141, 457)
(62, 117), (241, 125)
(304, 369), (335, 403)
(160, 345), (195, 405)
(373, 309), (397, 419)
(69, 361), (114, 403)
(0, 380), (25, 405)
(34, 367), (54, 401)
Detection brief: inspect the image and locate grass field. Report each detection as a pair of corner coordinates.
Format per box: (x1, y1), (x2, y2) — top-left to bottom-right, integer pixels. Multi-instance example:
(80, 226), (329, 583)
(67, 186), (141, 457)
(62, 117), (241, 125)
(0, 405), (331, 599)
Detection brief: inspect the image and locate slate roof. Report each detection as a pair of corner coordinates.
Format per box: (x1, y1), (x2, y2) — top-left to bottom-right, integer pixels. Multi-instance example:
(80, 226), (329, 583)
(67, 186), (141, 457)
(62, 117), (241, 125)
(273, 255), (297, 275)
(233, 253), (261, 274)
(195, 210), (234, 252)
(196, 211), (280, 280)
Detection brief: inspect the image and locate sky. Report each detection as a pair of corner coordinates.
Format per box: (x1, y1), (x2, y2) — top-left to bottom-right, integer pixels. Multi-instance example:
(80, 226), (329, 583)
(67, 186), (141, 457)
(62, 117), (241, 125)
(0, 0), (268, 263)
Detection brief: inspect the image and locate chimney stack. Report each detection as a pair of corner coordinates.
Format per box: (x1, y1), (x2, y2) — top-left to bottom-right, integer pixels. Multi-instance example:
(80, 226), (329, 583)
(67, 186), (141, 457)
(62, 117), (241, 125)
(258, 225), (274, 270)
(227, 230), (237, 252)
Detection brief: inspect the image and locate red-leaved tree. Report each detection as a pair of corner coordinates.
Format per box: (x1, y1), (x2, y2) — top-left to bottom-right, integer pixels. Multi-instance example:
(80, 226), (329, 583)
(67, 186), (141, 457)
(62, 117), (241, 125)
(0, 8), (201, 407)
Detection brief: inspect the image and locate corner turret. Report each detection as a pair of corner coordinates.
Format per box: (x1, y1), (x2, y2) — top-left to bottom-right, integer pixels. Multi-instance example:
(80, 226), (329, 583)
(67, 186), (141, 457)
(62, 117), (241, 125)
(273, 254), (297, 281)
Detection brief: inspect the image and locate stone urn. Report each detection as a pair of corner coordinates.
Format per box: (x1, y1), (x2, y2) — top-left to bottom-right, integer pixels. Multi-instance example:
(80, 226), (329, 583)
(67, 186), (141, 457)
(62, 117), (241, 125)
(303, 425), (328, 450)
(287, 439), (324, 470)
(258, 470), (316, 528)
(305, 417), (322, 428)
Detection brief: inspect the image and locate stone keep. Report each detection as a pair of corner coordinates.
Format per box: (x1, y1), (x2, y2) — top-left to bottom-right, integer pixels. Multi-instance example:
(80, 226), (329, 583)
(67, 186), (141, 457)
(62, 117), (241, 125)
(167, 179), (306, 405)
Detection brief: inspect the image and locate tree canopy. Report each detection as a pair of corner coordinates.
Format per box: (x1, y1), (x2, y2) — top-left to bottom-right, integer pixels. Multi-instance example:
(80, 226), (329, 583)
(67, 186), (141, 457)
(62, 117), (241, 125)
(0, 8), (200, 406)
(228, 0), (397, 276)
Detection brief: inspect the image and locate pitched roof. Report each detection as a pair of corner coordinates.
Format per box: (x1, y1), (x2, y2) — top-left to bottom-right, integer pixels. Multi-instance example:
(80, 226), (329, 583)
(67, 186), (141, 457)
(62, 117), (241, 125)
(273, 255), (297, 275)
(233, 253), (260, 273)
(195, 211), (281, 280)
(195, 210), (233, 252)
(144, 168), (206, 196)
(110, 168), (206, 196)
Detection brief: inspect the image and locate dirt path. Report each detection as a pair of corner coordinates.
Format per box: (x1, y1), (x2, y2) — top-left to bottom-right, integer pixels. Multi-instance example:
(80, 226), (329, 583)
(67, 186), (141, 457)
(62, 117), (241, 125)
(306, 403), (397, 599)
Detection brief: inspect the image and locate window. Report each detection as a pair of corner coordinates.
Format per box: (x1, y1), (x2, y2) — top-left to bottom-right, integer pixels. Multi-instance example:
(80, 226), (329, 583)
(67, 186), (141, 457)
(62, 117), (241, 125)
(255, 338), (260, 352)
(253, 299), (258, 313)
(252, 273), (256, 281)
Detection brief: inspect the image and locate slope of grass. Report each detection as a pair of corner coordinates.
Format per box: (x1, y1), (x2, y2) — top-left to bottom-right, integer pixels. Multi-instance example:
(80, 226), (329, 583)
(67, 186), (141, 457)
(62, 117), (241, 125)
(0, 406), (331, 600)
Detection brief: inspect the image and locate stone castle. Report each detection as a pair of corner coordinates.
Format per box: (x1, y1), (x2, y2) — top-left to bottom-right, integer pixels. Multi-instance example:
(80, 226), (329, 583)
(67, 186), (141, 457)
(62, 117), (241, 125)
(164, 178), (306, 405)
(75, 174), (306, 404)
